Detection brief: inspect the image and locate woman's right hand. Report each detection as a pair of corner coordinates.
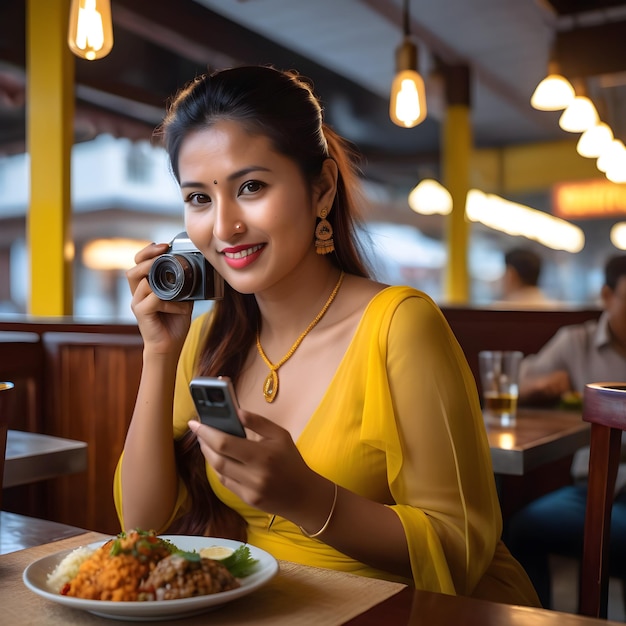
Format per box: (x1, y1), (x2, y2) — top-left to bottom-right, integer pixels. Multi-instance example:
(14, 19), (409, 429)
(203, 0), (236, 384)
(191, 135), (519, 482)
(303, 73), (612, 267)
(126, 242), (194, 355)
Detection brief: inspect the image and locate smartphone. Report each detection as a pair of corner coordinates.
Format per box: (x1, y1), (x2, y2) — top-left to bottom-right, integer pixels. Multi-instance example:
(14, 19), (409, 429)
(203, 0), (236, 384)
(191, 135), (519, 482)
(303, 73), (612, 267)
(189, 377), (246, 438)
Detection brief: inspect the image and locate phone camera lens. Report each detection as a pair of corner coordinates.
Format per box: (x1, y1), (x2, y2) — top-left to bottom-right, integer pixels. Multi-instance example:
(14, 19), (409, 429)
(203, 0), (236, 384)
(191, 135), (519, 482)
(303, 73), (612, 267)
(206, 389), (225, 404)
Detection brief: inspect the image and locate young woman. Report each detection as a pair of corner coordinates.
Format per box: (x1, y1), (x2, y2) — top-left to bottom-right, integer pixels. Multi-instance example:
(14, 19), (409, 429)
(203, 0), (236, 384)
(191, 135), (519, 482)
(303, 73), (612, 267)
(116, 65), (539, 605)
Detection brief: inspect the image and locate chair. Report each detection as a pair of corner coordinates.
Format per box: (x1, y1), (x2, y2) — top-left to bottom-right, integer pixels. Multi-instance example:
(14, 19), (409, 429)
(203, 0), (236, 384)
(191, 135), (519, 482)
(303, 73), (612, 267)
(579, 382), (626, 618)
(0, 381), (15, 511)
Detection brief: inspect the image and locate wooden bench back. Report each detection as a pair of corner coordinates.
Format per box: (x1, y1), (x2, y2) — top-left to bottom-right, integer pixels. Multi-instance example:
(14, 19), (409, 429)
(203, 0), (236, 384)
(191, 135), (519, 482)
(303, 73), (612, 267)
(0, 307), (603, 533)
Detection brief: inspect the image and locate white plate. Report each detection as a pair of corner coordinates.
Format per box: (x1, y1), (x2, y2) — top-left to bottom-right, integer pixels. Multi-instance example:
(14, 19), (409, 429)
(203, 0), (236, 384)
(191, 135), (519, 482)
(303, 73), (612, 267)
(23, 535), (279, 621)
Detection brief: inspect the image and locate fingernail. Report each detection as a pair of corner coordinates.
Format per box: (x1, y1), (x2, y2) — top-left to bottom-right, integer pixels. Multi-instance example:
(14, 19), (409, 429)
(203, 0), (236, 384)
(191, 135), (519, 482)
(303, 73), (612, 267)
(188, 419), (200, 432)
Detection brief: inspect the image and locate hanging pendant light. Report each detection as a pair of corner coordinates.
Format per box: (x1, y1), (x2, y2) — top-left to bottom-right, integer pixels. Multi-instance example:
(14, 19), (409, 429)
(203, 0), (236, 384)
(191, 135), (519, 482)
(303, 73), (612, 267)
(408, 179), (452, 215)
(559, 96), (598, 133)
(597, 139), (626, 174)
(530, 57), (575, 111)
(389, 0), (427, 128)
(576, 122), (614, 158)
(68, 0), (113, 61)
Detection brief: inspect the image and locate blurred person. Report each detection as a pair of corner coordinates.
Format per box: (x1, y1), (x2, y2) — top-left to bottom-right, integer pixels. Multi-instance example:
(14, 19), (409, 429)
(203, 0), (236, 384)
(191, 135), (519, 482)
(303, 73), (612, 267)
(506, 254), (626, 608)
(494, 247), (556, 308)
(114, 65), (539, 606)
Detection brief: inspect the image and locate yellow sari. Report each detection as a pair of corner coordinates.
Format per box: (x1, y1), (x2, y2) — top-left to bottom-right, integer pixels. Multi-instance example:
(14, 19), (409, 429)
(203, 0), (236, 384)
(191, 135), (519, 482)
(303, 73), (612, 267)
(115, 286), (539, 606)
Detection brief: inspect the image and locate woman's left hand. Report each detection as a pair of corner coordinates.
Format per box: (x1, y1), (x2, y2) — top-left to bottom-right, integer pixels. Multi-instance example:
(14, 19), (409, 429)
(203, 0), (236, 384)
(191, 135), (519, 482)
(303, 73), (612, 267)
(187, 410), (326, 523)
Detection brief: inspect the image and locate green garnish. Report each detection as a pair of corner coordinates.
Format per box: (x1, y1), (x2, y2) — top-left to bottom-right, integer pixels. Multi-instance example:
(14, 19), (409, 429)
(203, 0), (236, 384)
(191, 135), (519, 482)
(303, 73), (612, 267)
(220, 545), (258, 578)
(108, 529), (178, 560)
(174, 550), (201, 562)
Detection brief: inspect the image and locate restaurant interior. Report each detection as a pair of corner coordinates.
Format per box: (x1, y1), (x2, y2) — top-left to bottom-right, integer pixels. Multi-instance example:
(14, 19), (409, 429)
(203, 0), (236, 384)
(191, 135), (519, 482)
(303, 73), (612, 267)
(1, 0), (626, 623)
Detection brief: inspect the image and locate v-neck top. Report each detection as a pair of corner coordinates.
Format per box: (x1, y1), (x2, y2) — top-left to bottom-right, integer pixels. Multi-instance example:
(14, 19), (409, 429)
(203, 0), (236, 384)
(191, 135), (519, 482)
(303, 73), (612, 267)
(114, 285), (539, 606)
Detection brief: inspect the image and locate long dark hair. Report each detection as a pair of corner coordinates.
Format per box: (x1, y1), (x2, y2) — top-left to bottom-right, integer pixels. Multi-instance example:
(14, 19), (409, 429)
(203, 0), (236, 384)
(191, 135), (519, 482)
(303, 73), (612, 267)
(160, 66), (371, 538)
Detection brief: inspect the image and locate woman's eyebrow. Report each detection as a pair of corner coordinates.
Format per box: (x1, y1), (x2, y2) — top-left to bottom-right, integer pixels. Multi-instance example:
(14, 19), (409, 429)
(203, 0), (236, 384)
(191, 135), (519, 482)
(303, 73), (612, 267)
(180, 166), (271, 189)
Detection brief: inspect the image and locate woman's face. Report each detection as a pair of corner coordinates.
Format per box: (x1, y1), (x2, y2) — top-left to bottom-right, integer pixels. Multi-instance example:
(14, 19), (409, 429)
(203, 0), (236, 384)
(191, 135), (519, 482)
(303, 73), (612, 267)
(177, 120), (324, 295)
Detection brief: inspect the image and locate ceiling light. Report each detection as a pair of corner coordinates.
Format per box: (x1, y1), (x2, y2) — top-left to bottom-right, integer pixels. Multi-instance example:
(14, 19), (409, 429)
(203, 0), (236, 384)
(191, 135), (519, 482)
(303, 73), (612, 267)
(83, 238), (150, 271)
(610, 223), (626, 250)
(576, 122), (614, 158)
(605, 151), (626, 183)
(389, 0), (427, 128)
(465, 189), (584, 253)
(606, 167), (626, 184)
(558, 96), (599, 133)
(408, 179), (452, 215)
(597, 139), (626, 173)
(531, 73), (575, 111)
(68, 0), (113, 61)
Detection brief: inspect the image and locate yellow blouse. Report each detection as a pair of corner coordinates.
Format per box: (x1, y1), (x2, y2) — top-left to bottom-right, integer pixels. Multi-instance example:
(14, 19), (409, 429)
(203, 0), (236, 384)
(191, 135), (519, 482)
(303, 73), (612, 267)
(114, 286), (539, 606)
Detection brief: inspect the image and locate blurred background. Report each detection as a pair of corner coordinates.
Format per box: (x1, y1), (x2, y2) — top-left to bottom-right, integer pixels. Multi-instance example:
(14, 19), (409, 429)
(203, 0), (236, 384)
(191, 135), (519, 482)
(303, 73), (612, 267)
(1, 0), (625, 319)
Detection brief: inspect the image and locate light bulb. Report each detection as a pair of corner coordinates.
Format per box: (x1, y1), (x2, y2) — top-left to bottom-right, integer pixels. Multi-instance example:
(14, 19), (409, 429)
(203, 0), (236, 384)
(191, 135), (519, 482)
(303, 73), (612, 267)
(390, 70), (427, 128)
(530, 74), (575, 111)
(597, 139), (626, 173)
(576, 122), (614, 158)
(558, 96), (599, 133)
(408, 179), (452, 215)
(389, 39), (427, 128)
(68, 0), (113, 61)
(606, 166), (626, 184)
(610, 223), (626, 250)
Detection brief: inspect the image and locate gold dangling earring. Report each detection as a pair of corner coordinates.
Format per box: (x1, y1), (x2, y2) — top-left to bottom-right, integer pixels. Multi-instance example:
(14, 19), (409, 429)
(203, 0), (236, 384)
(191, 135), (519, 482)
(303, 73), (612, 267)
(315, 208), (335, 255)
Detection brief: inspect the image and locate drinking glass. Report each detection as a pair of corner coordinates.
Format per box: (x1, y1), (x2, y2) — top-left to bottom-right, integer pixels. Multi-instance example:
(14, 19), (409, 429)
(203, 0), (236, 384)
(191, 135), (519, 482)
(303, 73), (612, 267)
(478, 351), (523, 426)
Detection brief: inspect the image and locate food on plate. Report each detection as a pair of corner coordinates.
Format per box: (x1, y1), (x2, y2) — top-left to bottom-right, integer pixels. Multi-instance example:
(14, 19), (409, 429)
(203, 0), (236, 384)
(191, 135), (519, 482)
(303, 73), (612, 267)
(45, 546), (95, 593)
(200, 545), (235, 561)
(58, 529), (176, 601)
(560, 390), (583, 410)
(138, 553), (239, 600)
(45, 529), (259, 602)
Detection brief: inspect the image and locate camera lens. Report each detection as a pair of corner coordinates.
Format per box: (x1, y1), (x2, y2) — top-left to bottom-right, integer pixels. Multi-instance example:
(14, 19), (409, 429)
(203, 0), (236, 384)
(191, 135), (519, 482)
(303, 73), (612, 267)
(148, 254), (198, 301)
(206, 388), (225, 404)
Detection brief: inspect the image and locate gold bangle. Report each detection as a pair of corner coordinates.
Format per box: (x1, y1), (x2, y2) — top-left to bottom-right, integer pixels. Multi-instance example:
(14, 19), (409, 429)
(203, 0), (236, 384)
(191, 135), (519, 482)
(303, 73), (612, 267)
(299, 482), (338, 539)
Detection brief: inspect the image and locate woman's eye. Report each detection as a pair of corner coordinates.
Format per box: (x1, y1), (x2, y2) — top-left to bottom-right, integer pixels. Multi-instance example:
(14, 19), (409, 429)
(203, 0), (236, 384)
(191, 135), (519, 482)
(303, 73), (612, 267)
(239, 180), (265, 195)
(186, 192), (211, 206)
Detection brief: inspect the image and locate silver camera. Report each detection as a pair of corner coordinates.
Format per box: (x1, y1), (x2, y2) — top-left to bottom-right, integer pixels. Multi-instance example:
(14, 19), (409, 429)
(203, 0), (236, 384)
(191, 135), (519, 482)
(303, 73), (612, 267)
(148, 232), (224, 301)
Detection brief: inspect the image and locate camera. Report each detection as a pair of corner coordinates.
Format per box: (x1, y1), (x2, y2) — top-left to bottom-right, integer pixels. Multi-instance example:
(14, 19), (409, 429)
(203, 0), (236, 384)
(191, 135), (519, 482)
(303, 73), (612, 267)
(148, 232), (224, 301)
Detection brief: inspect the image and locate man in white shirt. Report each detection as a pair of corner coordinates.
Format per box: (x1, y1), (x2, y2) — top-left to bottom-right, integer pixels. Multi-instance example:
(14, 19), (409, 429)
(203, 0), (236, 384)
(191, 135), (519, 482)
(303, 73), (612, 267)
(506, 254), (626, 608)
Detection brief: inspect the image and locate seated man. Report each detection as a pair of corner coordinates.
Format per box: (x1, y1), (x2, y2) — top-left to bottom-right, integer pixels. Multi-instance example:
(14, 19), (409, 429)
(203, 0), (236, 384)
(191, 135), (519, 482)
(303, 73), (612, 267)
(494, 247), (556, 308)
(506, 254), (626, 608)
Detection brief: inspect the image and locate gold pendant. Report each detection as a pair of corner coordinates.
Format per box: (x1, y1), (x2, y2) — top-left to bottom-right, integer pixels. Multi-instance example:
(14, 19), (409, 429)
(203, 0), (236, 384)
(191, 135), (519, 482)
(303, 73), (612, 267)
(263, 370), (279, 403)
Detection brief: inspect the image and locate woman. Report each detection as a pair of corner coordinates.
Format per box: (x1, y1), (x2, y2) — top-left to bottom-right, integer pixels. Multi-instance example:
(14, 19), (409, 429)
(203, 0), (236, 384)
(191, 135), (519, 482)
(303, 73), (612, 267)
(115, 65), (539, 605)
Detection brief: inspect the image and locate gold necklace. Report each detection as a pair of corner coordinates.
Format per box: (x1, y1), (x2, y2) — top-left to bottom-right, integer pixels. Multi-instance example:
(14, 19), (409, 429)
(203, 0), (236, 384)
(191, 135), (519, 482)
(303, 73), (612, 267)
(256, 271), (345, 403)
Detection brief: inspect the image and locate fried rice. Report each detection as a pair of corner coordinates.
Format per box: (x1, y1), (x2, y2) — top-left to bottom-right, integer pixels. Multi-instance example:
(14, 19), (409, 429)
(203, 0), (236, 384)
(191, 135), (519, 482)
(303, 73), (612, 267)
(46, 529), (240, 602)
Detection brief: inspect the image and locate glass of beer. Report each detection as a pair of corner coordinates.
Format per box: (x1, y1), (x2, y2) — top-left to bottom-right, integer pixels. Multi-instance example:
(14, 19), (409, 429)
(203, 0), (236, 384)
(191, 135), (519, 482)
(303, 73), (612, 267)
(478, 351), (523, 426)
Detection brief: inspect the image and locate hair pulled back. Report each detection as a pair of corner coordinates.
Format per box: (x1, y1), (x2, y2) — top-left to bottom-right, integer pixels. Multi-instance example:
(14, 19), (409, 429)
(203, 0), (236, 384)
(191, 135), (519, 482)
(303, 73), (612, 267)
(160, 66), (370, 537)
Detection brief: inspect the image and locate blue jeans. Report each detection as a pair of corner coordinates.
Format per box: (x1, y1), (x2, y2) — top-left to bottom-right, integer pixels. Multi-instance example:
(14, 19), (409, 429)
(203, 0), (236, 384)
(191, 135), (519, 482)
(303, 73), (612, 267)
(505, 484), (626, 608)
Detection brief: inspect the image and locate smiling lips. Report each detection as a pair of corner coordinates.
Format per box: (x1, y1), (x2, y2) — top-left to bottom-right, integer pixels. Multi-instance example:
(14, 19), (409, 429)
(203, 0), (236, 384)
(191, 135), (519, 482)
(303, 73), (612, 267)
(221, 243), (265, 268)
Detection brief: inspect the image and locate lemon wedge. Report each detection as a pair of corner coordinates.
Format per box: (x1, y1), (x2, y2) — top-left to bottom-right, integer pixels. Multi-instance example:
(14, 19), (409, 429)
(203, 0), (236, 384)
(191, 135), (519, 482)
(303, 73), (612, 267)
(199, 545), (235, 561)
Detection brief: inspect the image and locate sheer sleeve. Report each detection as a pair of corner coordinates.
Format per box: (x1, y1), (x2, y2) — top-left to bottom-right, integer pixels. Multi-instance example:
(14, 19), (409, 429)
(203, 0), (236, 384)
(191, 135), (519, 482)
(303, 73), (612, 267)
(361, 291), (501, 594)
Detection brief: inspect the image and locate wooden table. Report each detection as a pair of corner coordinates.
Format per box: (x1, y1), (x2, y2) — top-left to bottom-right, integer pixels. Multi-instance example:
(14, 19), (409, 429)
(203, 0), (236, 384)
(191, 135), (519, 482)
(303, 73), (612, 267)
(345, 585), (623, 625)
(0, 511), (85, 555)
(1, 532), (621, 626)
(3, 430), (88, 488)
(487, 408), (589, 476)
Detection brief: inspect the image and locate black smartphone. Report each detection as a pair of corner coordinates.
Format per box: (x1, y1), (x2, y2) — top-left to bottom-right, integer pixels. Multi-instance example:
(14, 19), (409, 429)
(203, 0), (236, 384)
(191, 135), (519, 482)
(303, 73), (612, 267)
(189, 377), (246, 438)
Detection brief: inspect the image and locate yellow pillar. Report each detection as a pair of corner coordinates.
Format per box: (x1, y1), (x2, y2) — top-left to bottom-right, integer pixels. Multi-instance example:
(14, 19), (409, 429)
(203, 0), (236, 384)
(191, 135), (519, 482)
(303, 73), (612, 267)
(26, 0), (74, 316)
(442, 65), (471, 304)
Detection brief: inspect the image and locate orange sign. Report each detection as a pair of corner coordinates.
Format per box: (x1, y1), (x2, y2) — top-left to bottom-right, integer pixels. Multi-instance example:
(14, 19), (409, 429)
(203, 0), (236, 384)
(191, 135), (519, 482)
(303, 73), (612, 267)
(552, 180), (626, 219)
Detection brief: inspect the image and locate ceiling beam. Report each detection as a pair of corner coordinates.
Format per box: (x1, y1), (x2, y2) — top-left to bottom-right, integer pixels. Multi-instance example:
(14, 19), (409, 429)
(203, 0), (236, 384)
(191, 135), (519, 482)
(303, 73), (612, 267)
(555, 20), (626, 78)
